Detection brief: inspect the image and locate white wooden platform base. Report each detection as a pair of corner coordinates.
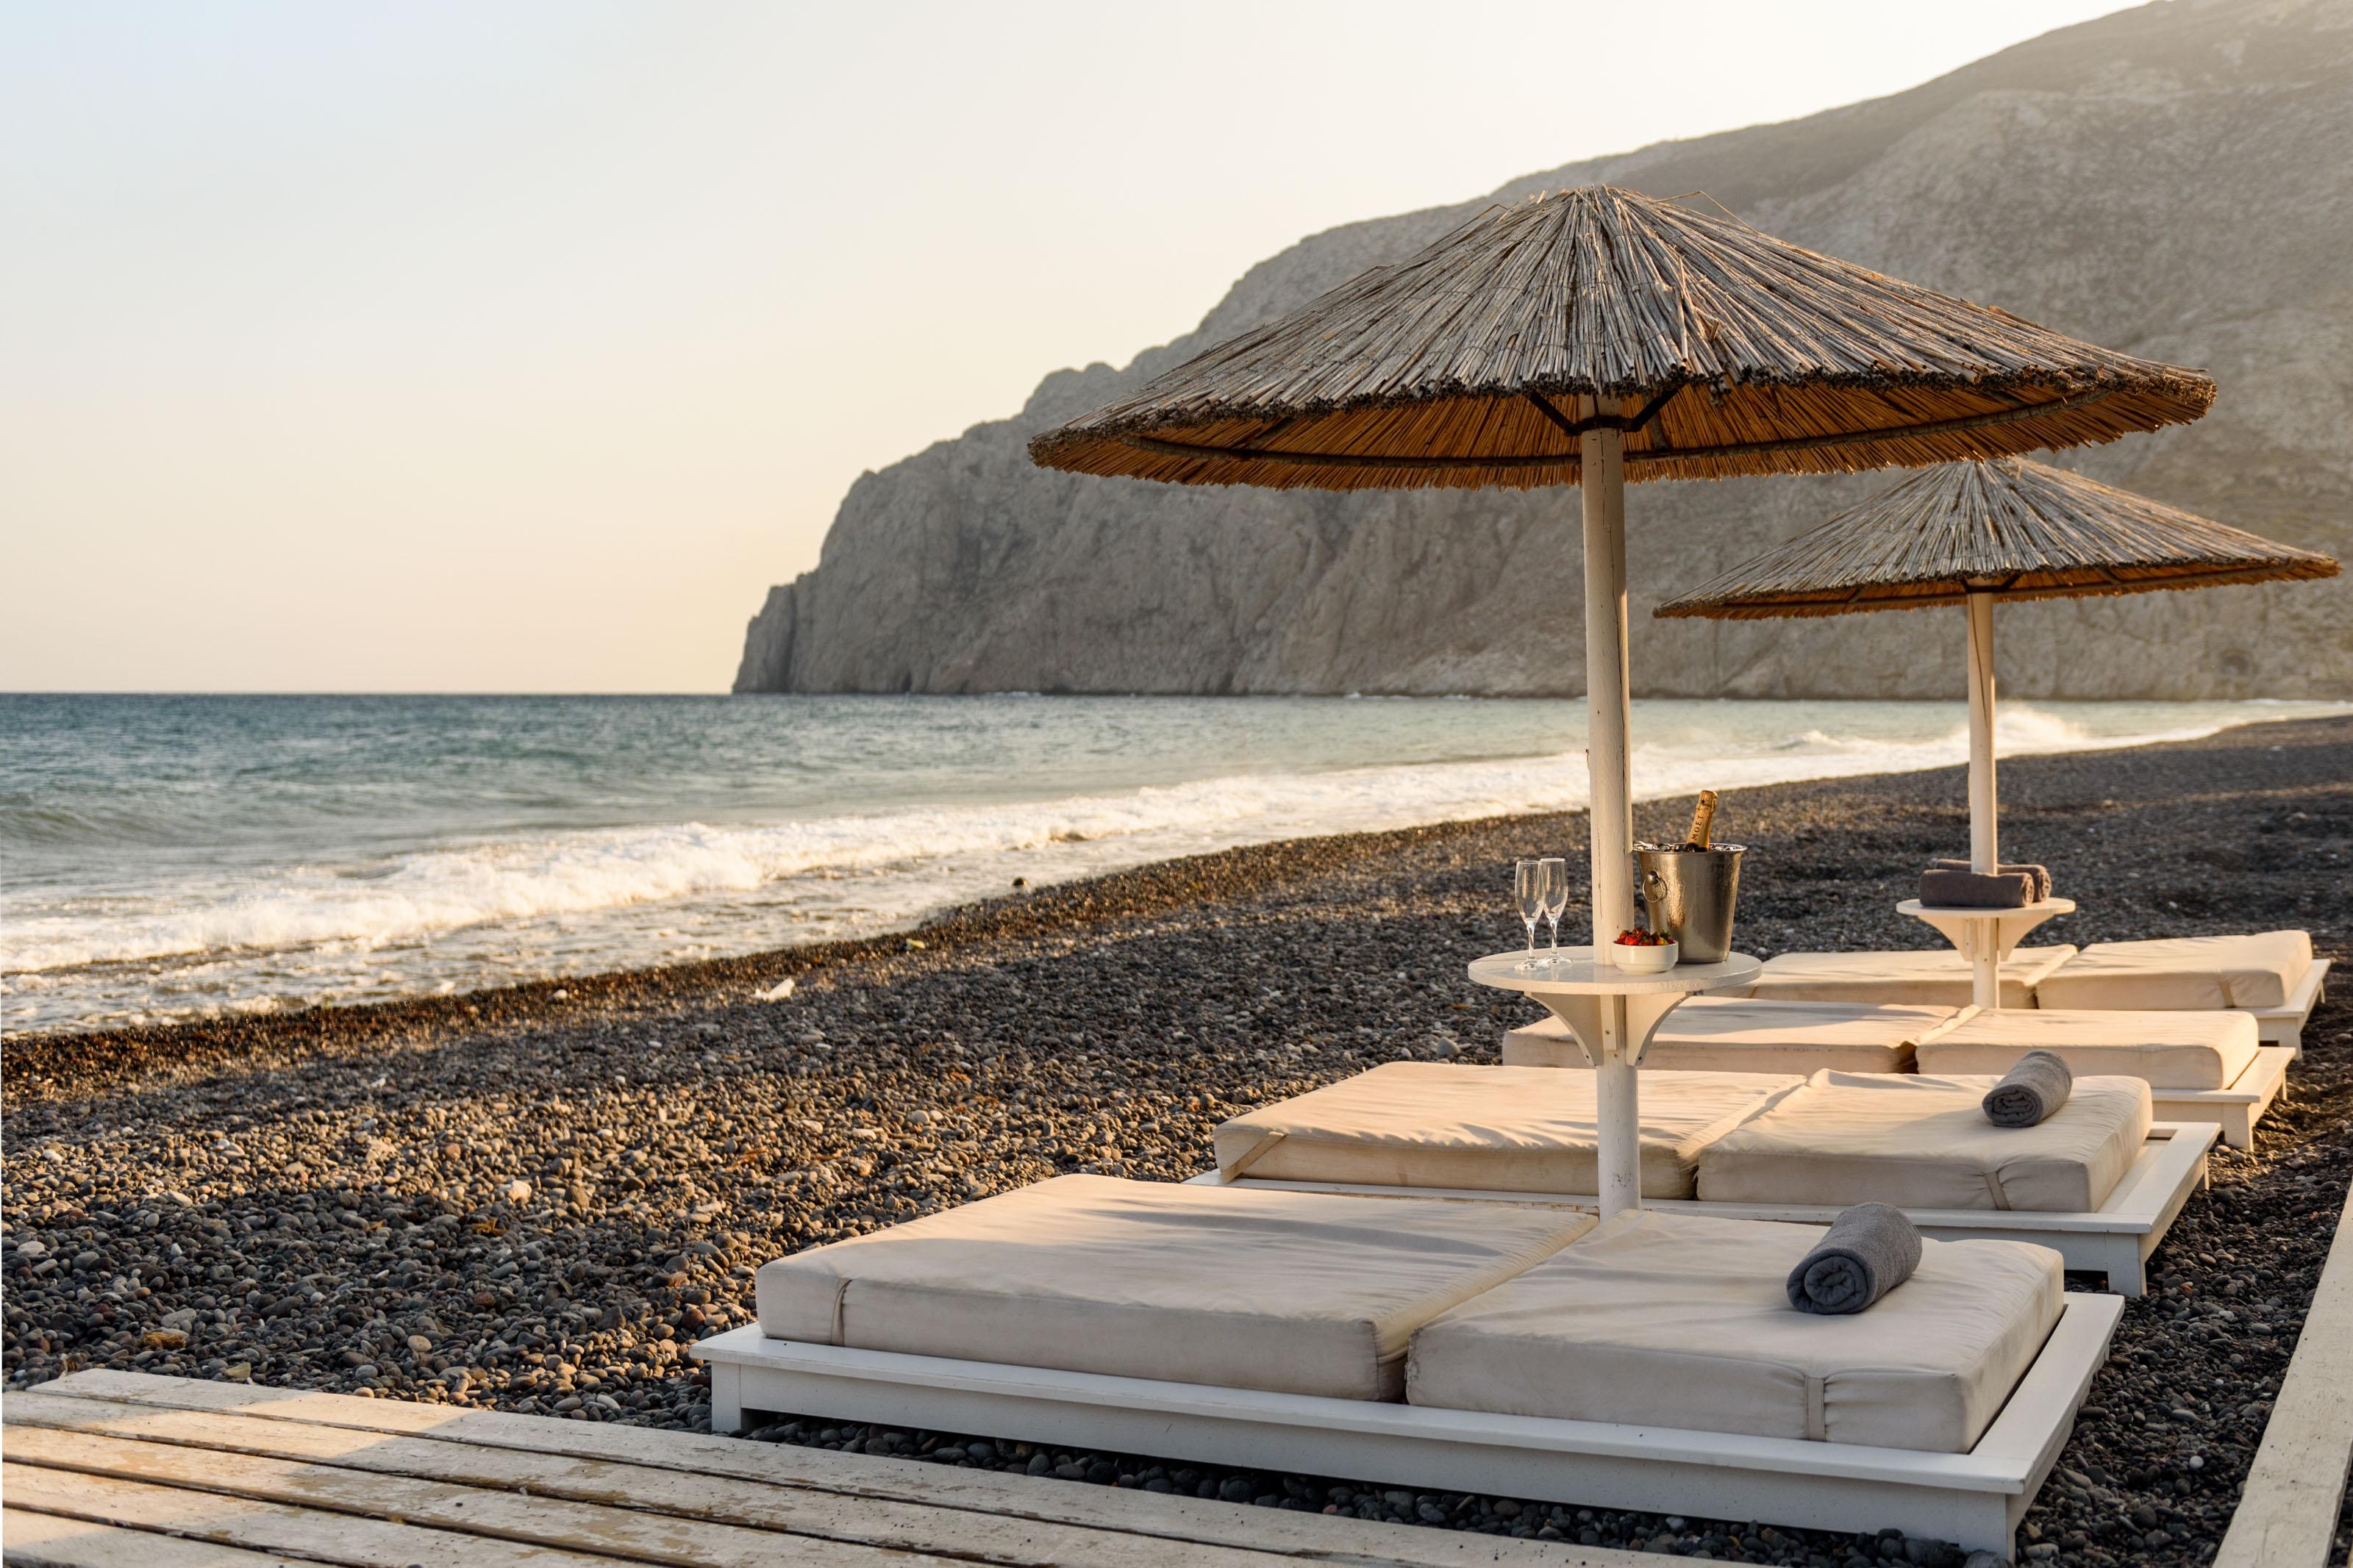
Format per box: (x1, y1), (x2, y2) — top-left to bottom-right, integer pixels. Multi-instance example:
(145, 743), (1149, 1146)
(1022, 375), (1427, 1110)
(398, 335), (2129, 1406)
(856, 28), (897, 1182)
(4, 1369), (1637, 1568)
(694, 1296), (2124, 1560)
(1193, 1123), (2215, 1297)
(2247, 957), (2329, 1057)
(2213, 1170), (2353, 1567)
(2149, 1045), (2293, 1150)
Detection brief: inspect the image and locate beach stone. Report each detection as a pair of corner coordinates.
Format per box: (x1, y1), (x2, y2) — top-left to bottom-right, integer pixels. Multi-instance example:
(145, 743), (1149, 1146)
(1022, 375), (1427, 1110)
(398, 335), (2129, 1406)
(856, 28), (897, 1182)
(5, 717), (2351, 1568)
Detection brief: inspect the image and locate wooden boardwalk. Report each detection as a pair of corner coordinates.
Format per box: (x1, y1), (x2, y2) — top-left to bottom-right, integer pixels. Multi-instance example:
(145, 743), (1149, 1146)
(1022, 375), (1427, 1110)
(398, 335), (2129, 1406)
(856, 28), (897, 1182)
(2213, 1174), (2353, 1568)
(1, 1370), (1650, 1568)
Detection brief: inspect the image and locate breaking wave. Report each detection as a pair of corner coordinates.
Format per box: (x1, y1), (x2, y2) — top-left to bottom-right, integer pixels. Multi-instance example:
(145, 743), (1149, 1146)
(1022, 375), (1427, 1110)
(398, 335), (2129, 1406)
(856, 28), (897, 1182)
(4, 700), (2315, 980)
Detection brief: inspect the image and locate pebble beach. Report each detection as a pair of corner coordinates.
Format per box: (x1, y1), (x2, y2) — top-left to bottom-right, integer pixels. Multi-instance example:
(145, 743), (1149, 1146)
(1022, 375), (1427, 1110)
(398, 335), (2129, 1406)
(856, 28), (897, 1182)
(7, 714), (2349, 1567)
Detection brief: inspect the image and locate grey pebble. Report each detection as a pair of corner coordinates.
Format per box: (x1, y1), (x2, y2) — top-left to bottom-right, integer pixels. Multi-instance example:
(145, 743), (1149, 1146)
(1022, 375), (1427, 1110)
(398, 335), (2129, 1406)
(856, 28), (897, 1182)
(4, 721), (2348, 1568)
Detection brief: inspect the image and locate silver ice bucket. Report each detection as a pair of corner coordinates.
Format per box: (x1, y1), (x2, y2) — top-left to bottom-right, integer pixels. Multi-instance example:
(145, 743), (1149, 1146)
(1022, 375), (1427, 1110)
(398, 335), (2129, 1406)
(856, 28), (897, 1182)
(1632, 845), (1744, 963)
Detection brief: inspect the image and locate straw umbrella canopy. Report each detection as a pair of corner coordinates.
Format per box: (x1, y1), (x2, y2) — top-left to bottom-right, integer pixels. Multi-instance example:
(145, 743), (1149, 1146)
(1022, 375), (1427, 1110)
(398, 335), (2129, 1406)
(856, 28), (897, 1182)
(1031, 186), (2217, 1214)
(1653, 457), (2338, 618)
(1655, 457), (2338, 1003)
(1032, 188), (2215, 493)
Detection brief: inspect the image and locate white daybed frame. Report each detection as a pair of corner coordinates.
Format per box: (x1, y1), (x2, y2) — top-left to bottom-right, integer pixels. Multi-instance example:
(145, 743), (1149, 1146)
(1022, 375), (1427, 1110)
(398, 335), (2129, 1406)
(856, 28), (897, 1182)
(695, 1295), (2124, 1560)
(2233, 956), (2329, 1056)
(2146, 1047), (2291, 1150)
(1515, 1006), (2296, 1149)
(1906, 1006), (2296, 1149)
(1741, 954), (2328, 1055)
(1190, 1123), (2216, 1298)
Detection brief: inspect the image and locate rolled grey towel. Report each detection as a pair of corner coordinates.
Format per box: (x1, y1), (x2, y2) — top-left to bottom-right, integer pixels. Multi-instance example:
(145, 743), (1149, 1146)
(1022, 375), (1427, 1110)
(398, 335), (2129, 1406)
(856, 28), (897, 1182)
(1919, 867), (2035, 908)
(1785, 1203), (1923, 1315)
(1934, 858), (2052, 901)
(1983, 1049), (2074, 1128)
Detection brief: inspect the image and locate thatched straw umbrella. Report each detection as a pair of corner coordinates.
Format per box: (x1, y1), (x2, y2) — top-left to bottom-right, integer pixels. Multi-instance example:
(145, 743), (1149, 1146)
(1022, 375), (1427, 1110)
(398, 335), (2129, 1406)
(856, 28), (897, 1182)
(1657, 457), (2337, 1000)
(1032, 186), (2215, 1214)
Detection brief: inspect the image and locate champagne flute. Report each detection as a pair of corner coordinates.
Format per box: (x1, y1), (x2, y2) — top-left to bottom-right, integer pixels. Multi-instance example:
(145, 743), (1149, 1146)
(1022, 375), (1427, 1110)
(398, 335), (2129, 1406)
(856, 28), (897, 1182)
(1513, 859), (1545, 969)
(1539, 856), (1569, 962)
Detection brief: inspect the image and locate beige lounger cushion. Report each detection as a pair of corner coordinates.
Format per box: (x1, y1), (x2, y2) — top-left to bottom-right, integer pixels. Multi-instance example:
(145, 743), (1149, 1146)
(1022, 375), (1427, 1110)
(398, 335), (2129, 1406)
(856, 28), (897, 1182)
(1916, 1008), (2262, 1091)
(1744, 948), (2077, 1008)
(2033, 932), (2313, 1012)
(1408, 1210), (2062, 1453)
(1504, 996), (1953, 1073)
(1697, 1070), (2151, 1211)
(1213, 1062), (1802, 1199)
(755, 1175), (1592, 1400)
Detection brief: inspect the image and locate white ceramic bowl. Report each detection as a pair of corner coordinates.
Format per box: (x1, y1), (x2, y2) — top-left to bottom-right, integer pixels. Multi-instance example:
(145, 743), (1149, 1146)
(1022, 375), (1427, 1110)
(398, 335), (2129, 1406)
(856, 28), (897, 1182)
(1610, 939), (1679, 974)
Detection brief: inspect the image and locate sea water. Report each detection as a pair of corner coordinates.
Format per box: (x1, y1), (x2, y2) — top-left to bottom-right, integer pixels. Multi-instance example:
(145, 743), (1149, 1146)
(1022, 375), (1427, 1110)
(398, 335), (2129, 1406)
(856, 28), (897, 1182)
(4, 692), (2341, 1034)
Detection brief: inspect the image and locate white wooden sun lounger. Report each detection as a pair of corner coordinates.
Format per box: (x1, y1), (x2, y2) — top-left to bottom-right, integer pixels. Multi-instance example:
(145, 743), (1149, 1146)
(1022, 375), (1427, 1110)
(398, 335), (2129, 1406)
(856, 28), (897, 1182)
(2028, 934), (2329, 1054)
(1513, 1000), (2296, 1150)
(1192, 1122), (2213, 1298)
(2147, 1048), (2291, 1150)
(2252, 957), (2328, 1056)
(1200, 1064), (2213, 1296)
(696, 1181), (2121, 1559)
(1912, 1006), (2294, 1150)
(1744, 942), (2330, 1056)
(694, 1298), (2123, 1561)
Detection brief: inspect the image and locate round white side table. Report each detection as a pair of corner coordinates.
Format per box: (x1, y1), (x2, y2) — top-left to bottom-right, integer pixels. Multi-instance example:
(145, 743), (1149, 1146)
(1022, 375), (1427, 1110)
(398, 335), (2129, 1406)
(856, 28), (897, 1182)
(1895, 897), (2074, 1011)
(1468, 946), (1763, 1217)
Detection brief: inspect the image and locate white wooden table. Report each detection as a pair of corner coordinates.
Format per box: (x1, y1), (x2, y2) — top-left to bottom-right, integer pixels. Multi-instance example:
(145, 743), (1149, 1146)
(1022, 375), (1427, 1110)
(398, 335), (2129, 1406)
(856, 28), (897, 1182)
(1896, 897), (2074, 1010)
(1467, 947), (1762, 1217)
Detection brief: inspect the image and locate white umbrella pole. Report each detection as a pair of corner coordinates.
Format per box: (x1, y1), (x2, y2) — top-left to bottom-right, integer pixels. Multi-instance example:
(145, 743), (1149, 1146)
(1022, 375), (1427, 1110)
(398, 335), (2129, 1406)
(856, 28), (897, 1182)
(1581, 406), (1640, 1216)
(1965, 592), (2002, 1009)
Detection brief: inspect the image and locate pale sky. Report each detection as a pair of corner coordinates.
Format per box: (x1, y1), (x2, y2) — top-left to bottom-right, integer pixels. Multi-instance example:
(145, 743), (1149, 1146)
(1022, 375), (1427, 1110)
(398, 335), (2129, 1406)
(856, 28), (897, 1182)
(1, 1), (2133, 693)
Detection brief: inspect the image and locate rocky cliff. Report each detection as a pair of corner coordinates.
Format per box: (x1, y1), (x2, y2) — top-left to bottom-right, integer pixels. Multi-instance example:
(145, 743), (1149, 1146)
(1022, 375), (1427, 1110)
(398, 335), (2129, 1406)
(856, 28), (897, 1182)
(737, 0), (2353, 700)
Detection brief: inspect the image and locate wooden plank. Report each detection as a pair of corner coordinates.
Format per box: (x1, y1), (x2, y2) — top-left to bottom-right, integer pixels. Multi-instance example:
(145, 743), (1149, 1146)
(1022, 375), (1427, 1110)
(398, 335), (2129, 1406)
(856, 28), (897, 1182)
(4, 1431), (944, 1568)
(2213, 1177), (2353, 1568)
(2, 1393), (1307, 1568)
(0, 1464), (618, 1568)
(0, 1510), (306, 1568)
(29, 1372), (1643, 1568)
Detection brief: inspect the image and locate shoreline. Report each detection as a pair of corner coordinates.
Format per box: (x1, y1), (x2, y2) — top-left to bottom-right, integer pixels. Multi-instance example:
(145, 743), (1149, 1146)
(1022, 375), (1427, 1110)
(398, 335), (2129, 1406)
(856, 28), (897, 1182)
(11, 698), (2346, 1044)
(10, 710), (2350, 1085)
(5, 715), (2349, 1566)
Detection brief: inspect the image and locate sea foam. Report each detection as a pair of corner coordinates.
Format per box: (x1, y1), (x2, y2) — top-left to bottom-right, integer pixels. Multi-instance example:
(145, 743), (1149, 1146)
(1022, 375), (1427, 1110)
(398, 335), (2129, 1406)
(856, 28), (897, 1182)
(0, 700), (2299, 977)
